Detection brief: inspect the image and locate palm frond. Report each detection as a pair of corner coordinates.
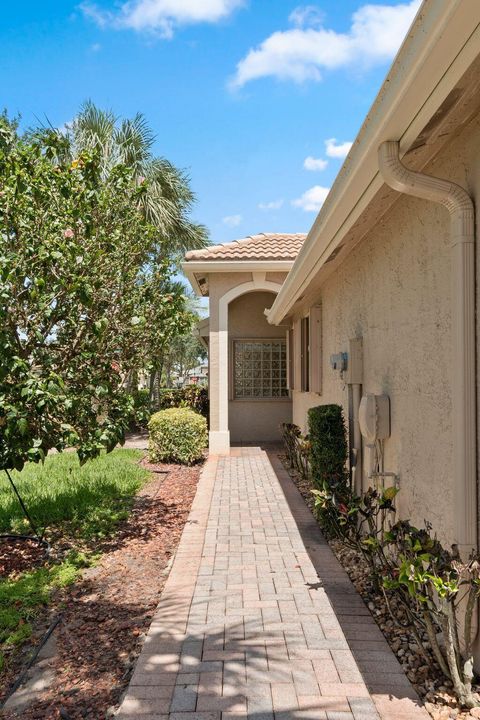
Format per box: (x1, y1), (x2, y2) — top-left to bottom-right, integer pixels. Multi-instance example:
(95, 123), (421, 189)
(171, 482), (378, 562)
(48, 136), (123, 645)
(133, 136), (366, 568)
(69, 101), (208, 254)
(72, 100), (116, 169)
(114, 113), (154, 170)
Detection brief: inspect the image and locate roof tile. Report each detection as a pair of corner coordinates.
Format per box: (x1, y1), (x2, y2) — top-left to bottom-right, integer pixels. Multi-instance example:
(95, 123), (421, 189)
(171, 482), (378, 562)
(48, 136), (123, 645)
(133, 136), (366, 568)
(184, 232), (306, 262)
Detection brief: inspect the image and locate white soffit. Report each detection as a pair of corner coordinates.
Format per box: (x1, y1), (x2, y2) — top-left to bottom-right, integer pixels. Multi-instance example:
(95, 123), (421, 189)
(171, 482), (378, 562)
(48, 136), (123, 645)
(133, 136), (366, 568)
(182, 260), (294, 297)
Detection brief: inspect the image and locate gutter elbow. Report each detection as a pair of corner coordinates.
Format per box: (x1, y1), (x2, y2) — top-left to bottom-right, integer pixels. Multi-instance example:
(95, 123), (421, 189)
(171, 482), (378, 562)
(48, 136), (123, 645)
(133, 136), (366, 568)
(378, 141), (412, 194)
(378, 141), (474, 241)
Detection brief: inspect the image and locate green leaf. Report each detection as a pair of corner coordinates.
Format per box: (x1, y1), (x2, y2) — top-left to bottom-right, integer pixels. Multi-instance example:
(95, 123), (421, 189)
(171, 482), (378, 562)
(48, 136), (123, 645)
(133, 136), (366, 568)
(383, 486), (399, 501)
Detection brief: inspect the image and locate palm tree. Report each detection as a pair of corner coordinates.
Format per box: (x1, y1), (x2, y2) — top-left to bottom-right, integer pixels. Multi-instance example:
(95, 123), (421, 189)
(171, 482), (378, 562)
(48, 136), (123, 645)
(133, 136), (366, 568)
(69, 101), (208, 254)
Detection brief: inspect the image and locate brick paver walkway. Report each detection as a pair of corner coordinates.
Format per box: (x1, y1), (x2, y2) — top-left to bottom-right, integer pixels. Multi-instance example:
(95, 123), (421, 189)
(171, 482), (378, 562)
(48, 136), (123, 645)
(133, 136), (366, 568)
(116, 448), (429, 720)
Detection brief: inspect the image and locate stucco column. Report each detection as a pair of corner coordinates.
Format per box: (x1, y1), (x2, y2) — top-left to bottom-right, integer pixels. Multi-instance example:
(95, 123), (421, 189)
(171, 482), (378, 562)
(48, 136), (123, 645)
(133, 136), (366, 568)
(208, 307), (230, 455)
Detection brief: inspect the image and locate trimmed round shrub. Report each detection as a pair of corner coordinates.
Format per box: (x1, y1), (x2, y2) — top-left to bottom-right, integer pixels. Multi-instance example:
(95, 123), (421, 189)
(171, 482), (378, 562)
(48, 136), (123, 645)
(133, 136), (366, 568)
(148, 408), (207, 465)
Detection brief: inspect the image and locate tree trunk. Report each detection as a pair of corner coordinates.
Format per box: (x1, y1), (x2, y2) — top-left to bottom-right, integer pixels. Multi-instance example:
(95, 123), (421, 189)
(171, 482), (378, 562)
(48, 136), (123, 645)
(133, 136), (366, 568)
(149, 370), (156, 406)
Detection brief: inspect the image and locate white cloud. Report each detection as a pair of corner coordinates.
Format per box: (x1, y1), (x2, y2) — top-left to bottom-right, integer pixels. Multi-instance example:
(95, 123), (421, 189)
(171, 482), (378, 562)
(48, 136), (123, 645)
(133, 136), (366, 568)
(292, 185), (330, 212)
(325, 138), (352, 159)
(81, 0), (244, 37)
(231, 0), (421, 88)
(289, 5), (325, 29)
(81, 3), (110, 27)
(303, 156), (328, 172)
(258, 199), (284, 210)
(58, 119), (74, 135)
(222, 214), (242, 227)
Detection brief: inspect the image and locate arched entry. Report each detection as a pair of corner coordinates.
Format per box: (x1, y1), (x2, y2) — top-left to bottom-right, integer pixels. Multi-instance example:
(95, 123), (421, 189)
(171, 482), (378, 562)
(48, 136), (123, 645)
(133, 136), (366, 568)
(209, 275), (284, 454)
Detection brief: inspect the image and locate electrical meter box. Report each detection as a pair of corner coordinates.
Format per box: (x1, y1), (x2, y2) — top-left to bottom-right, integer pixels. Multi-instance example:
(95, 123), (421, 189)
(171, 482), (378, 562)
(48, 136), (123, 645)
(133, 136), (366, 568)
(345, 337), (363, 384)
(358, 394), (390, 445)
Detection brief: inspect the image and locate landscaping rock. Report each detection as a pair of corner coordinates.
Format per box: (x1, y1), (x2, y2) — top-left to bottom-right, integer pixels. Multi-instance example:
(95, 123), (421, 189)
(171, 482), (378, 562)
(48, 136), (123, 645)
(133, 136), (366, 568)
(278, 452), (480, 720)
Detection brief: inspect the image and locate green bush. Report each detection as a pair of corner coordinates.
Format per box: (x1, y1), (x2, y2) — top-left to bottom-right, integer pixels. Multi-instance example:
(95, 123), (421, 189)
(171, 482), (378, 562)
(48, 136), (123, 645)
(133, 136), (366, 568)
(148, 408), (207, 465)
(157, 386), (209, 418)
(308, 404), (348, 489)
(126, 389), (151, 428)
(279, 423), (311, 480)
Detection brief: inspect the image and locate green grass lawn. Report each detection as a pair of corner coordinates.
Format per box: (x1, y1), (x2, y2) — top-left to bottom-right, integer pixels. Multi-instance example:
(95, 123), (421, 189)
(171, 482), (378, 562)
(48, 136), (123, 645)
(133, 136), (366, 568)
(0, 448), (150, 540)
(0, 449), (151, 672)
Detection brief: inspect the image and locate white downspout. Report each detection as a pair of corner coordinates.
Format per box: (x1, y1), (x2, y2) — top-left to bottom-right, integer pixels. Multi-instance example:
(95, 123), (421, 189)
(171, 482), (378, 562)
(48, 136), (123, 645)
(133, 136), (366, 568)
(378, 140), (477, 562)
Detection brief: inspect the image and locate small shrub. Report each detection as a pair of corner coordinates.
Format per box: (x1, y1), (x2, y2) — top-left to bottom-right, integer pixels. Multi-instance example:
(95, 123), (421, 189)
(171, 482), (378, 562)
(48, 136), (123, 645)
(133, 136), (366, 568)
(158, 386), (209, 419)
(148, 408), (207, 465)
(308, 404), (348, 489)
(307, 405), (350, 539)
(279, 423), (310, 480)
(311, 471), (480, 708)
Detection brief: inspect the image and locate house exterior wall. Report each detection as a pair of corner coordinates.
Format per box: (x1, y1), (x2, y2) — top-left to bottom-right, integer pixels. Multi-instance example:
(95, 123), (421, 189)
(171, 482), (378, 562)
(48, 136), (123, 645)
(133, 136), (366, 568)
(208, 272), (252, 436)
(289, 113), (480, 546)
(207, 272), (291, 448)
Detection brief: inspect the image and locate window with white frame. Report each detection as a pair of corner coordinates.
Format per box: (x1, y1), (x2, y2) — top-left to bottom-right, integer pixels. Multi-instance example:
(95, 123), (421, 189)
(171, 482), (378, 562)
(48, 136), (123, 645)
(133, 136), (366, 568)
(233, 339), (288, 399)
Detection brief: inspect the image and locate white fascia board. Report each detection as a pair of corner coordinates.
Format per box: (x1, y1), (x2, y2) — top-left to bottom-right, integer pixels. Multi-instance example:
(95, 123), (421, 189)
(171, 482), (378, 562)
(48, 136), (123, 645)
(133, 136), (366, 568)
(183, 265), (204, 296)
(267, 0), (480, 326)
(196, 317), (210, 336)
(194, 318), (210, 350)
(182, 260), (294, 273)
(182, 260), (294, 296)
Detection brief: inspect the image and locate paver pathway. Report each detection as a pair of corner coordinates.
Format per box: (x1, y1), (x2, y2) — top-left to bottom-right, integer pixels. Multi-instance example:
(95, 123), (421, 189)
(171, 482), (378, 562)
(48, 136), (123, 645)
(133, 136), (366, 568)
(116, 448), (429, 720)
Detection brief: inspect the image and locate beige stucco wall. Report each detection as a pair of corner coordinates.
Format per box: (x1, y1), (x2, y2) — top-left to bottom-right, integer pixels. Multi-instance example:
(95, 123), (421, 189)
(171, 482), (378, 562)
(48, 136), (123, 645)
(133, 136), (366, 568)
(228, 291), (291, 442)
(208, 272), (253, 433)
(207, 272), (291, 445)
(290, 113), (480, 546)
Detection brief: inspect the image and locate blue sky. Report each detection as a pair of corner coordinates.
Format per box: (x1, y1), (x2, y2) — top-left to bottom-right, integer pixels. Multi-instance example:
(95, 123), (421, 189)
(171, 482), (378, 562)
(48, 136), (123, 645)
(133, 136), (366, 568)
(2, 0), (420, 245)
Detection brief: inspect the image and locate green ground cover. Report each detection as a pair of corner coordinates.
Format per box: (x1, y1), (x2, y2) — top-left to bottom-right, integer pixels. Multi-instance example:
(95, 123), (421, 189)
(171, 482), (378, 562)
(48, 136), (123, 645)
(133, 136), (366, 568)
(0, 449), (149, 539)
(0, 449), (150, 671)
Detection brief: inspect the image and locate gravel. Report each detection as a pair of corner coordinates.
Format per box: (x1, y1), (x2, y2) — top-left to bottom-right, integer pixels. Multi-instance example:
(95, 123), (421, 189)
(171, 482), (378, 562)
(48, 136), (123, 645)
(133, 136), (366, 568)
(279, 454), (480, 720)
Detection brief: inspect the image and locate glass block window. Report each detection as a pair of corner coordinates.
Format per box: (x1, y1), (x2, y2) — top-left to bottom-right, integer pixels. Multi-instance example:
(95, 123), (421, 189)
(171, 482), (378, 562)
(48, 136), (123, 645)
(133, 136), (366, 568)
(234, 340), (288, 399)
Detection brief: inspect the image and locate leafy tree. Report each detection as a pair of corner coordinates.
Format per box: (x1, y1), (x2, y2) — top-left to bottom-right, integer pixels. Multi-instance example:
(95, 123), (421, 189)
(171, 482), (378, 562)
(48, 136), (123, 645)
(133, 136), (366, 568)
(129, 274), (195, 401)
(165, 333), (207, 387)
(0, 115), (202, 471)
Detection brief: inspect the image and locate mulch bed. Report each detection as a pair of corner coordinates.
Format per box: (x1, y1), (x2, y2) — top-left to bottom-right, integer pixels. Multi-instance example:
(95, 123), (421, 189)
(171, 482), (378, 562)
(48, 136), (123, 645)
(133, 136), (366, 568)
(1, 457), (202, 720)
(0, 537), (48, 576)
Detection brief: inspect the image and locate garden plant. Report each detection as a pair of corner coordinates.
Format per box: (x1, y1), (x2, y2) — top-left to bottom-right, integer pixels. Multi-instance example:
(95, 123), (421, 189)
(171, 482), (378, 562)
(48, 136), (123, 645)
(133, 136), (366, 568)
(148, 407), (207, 465)
(0, 109), (205, 473)
(0, 106), (209, 691)
(282, 406), (480, 709)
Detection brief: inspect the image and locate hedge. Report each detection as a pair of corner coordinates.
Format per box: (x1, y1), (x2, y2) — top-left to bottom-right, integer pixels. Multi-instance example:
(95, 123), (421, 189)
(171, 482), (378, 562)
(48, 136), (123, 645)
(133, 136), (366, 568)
(308, 404), (348, 489)
(148, 408), (207, 465)
(157, 386), (208, 419)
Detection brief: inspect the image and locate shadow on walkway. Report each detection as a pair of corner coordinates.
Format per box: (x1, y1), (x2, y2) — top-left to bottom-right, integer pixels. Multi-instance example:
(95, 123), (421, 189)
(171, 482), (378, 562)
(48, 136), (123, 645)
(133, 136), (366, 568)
(268, 451), (428, 720)
(115, 450), (428, 720)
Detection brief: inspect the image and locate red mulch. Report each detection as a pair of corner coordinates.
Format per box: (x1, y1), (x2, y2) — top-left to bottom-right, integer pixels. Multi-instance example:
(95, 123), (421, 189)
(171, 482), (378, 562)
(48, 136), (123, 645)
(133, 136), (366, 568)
(1, 459), (202, 720)
(0, 537), (48, 576)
